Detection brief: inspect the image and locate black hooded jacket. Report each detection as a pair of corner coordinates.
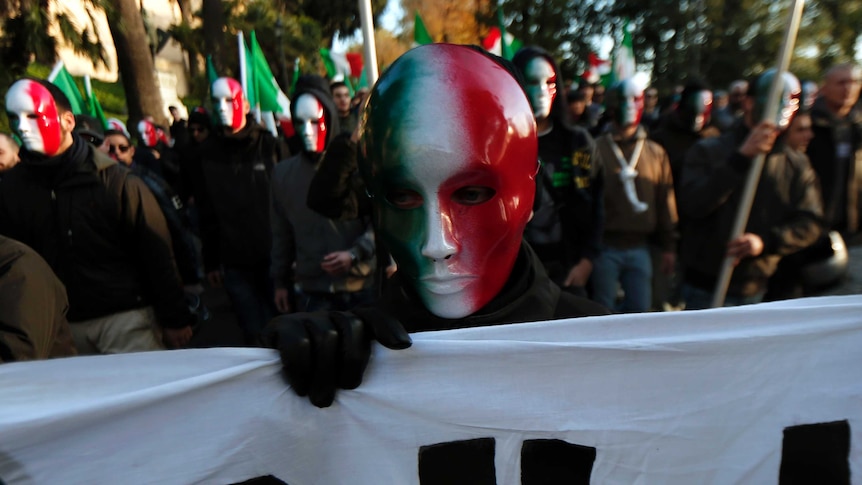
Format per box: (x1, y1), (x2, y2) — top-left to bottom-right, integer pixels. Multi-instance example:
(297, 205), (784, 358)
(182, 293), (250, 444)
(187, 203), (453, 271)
(198, 116), (282, 271)
(511, 47), (605, 271)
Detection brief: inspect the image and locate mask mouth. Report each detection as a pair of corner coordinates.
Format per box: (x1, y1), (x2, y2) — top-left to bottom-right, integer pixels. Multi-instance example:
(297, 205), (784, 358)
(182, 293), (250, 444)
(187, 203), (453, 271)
(532, 97), (552, 118)
(419, 274), (478, 295)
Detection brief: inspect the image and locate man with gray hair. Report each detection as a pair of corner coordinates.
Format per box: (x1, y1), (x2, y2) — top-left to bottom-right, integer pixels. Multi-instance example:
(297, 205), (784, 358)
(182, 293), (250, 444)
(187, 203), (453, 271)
(807, 63), (862, 242)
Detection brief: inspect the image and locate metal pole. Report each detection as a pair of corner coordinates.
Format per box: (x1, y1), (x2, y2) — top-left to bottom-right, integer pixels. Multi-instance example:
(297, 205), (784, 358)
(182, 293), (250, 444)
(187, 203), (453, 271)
(358, 0), (379, 87)
(710, 0), (806, 308)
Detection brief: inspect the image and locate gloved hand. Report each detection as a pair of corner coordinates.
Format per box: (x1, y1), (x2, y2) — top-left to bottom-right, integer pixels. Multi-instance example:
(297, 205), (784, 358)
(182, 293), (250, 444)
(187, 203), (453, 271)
(262, 307), (412, 408)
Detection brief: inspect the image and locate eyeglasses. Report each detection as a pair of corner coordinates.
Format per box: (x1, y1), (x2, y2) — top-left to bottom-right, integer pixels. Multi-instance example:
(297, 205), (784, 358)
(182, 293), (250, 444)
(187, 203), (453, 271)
(189, 127), (206, 134)
(108, 144), (130, 154)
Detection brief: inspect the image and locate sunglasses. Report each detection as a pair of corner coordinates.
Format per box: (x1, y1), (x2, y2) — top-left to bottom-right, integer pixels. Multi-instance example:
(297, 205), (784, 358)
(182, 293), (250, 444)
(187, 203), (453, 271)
(82, 134), (103, 145)
(108, 144), (130, 154)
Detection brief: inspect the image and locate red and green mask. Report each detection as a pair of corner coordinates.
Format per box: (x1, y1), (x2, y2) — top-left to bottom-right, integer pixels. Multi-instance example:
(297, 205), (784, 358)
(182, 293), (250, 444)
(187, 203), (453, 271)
(5, 79), (63, 156)
(681, 90), (713, 132)
(211, 77), (246, 131)
(610, 78), (645, 127)
(523, 56), (557, 120)
(361, 44), (538, 319)
(293, 93), (328, 153)
(754, 70), (801, 131)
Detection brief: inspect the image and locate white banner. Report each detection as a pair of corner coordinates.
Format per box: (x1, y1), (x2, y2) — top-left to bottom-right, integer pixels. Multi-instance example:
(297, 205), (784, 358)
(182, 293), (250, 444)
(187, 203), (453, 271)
(1, 296), (861, 484)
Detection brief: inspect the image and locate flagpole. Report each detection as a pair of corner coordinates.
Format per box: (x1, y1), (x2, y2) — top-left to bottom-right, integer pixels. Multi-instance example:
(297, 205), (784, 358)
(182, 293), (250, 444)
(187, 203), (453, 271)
(358, 0), (379, 87)
(710, 0), (806, 308)
(47, 61), (65, 83)
(238, 32), (248, 99)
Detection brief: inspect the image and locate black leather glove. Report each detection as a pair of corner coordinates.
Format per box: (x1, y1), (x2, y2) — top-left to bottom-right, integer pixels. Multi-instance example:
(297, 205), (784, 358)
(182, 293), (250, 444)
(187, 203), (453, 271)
(262, 307), (412, 408)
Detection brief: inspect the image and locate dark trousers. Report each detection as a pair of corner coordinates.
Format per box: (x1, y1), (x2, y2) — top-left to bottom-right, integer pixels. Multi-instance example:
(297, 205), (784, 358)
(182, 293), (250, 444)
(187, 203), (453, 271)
(223, 265), (277, 346)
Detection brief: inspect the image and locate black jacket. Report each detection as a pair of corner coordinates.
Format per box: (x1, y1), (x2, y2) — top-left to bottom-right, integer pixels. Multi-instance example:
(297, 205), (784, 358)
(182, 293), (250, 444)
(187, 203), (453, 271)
(198, 118), (281, 271)
(806, 99), (862, 237)
(678, 121), (824, 296)
(380, 243), (609, 333)
(0, 136), (192, 326)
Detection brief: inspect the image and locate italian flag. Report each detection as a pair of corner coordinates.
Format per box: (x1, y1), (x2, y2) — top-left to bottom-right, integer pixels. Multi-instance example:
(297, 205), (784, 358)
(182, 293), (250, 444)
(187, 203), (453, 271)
(582, 53), (611, 85)
(607, 19), (636, 86)
(414, 12), (433, 46)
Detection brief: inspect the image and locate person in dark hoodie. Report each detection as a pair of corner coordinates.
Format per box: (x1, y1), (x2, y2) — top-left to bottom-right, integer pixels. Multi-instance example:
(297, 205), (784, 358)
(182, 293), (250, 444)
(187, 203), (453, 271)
(270, 76), (375, 314)
(651, 80), (720, 196)
(198, 76), (282, 345)
(0, 78), (194, 353)
(264, 44), (608, 409)
(511, 46), (605, 298)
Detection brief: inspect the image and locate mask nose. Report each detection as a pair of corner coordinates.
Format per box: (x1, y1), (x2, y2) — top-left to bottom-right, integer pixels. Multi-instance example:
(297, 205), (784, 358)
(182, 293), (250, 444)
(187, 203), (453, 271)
(421, 198), (458, 262)
(16, 116), (30, 134)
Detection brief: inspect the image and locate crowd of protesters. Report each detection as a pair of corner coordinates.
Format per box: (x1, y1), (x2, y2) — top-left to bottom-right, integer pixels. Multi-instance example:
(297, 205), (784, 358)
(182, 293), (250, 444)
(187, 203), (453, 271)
(1, 44), (860, 363)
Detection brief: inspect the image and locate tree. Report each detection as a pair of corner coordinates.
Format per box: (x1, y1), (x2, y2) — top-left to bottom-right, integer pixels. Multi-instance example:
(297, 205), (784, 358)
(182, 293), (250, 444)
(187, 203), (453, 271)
(373, 28), (410, 69)
(296, 0), (389, 47)
(402, 0), (492, 45)
(493, 0), (609, 85)
(0, 0), (109, 94)
(201, 0), (227, 74)
(104, 0), (167, 126)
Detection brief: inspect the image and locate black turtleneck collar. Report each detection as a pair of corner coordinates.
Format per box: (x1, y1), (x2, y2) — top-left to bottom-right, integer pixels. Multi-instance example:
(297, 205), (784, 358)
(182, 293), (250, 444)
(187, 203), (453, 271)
(20, 134), (92, 187)
(219, 115), (262, 144)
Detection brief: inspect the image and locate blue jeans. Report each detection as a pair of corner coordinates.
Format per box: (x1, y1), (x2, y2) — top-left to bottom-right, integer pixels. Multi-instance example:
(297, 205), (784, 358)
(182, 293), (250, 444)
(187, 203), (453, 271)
(592, 245), (652, 313)
(223, 265), (277, 346)
(682, 284), (765, 310)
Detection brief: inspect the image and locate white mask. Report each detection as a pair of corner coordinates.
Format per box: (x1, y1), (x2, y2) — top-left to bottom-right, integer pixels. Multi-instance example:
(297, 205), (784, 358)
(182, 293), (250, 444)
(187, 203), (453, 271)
(293, 94), (327, 153)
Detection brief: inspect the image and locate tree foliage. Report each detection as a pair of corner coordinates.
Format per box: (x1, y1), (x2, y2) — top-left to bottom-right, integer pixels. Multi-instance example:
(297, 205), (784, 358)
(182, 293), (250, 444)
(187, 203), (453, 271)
(403, 0), (493, 45)
(482, 0), (862, 94)
(291, 0), (388, 47)
(493, 0), (608, 87)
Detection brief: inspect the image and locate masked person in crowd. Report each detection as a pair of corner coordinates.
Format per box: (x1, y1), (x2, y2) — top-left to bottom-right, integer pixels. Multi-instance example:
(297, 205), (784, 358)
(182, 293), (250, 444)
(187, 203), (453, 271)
(650, 80), (720, 310)
(512, 46), (605, 298)
(678, 70), (824, 309)
(197, 77), (282, 345)
(270, 75), (376, 314)
(592, 78), (678, 313)
(0, 78), (194, 353)
(264, 44), (608, 409)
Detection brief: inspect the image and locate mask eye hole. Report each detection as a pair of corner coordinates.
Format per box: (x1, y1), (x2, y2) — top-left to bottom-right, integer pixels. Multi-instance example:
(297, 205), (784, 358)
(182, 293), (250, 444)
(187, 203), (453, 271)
(452, 186), (496, 206)
(386, 188), (423, 210)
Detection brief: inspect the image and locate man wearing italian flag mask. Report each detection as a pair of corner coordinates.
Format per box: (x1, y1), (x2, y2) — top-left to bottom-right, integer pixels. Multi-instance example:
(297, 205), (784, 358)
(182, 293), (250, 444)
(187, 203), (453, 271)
(197, 76), (284, 346)
(0, 78), (195, 353)
(264, 44), (607, 408)
(592, 77), (679, 313)
(512, 47), (605, 299)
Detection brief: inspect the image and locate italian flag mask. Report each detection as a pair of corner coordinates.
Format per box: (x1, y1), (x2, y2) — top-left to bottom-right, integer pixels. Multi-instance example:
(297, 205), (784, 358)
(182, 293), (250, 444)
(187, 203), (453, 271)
(361, 44), (538, 319)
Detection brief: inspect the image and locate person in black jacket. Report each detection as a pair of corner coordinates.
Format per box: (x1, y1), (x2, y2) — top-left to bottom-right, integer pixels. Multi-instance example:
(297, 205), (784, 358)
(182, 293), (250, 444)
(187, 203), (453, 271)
(512, 46), (605, 298)
(198, 77), (281, 345)
(677, 70), (823, 309)
(0, 78), (194, 353)
(99, 118), (202, 289)
(264, 44), (608, 408)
